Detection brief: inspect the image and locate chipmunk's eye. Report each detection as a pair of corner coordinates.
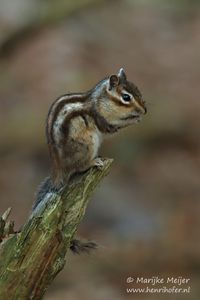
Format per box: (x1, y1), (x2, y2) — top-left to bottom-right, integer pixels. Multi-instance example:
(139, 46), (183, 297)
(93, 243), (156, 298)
(122, 93), (131, 102)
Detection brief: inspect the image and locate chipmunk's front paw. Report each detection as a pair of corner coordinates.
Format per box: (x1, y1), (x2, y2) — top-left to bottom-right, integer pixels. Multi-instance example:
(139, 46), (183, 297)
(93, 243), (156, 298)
(93, 157), (104, 170)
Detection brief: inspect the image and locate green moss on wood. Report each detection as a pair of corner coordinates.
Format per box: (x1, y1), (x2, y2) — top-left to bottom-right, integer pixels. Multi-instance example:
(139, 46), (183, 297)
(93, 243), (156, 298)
(0, 158), (113, 300)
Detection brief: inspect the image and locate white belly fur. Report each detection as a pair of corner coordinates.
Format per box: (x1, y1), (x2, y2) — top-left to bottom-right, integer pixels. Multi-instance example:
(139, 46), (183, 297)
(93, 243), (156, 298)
(92, 130), (102, 159)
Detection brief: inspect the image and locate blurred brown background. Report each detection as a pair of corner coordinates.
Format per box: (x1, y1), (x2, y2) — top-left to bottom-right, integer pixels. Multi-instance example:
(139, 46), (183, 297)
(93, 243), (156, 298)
(0, 0), (200, 299)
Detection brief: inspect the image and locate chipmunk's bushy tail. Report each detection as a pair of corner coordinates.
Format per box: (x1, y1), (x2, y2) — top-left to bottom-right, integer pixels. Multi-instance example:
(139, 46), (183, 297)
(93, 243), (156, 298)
(32, 176), (98, 254)
(32, 176), (57, 210)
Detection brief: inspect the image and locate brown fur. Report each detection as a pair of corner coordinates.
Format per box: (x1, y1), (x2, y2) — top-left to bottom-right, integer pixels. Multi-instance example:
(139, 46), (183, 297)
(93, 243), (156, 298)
(45, 69), (147, 187)
(47, 93), (88, 145)
(34, 69), (147, 254)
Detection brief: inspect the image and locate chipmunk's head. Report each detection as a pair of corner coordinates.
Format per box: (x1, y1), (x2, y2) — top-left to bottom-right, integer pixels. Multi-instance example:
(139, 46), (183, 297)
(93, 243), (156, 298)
(96, 68), (147, 130)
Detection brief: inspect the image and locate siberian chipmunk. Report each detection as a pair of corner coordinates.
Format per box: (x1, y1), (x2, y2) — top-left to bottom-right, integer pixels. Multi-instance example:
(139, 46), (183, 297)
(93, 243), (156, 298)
(34, 68), (147, 253)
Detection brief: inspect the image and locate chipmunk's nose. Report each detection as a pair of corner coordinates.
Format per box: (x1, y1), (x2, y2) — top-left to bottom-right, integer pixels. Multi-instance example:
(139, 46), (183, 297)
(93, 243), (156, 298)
(135, 104), (147, 115)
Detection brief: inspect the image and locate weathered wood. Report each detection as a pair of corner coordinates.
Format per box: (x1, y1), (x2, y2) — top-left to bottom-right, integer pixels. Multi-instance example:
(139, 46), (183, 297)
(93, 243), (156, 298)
(0, 158), (113, 300)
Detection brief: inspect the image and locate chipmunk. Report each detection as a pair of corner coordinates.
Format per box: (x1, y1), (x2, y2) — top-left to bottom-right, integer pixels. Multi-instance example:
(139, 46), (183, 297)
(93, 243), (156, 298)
(33, 68), (147, 253)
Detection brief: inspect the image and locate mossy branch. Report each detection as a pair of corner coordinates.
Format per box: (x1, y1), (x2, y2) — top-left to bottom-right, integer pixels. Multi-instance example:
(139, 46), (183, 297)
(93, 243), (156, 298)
(0, 158), (113, 300)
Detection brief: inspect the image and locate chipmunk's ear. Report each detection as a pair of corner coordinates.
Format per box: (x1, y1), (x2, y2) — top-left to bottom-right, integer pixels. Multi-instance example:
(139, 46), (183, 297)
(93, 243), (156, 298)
(109, 74), (119, 90)
(118, 68), (127, 82)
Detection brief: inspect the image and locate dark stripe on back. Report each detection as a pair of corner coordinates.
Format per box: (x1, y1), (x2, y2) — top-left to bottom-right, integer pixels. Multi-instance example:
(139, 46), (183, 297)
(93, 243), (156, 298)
(58, 109), (91, 152)
(47, 93), (89, 145)
(60, 109), (89, 138)
(60, 106), (118, 141)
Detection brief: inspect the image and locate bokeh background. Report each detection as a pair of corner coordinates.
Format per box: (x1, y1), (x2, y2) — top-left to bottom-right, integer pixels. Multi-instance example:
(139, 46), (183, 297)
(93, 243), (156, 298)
(0, 0), (200, 299)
